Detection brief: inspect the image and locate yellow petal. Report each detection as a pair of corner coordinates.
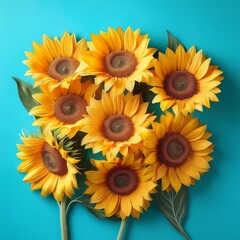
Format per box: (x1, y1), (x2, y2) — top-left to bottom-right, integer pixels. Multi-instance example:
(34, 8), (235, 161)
(60, 32), (73, 57)
(107, 27), (121, 51)
(190, 140), (212, 151)
(120, 196), (132, 218)
(189, 156), (210, 169)
(85, 172), (106, 184)
(166, 48), (177, 71)
(145, 152), (157, 164)
(188, 50), (202, 74)
(181, 163), (200, 180)
(185, 125), (206, 141)
(199, 81), (221, 91)
(41, 174), (58, 197)
(24, 166), (48, 182)
(169, 168), (182, 192)
(91, 33), (110, 57)
(130, 191), (143, 212)
(180, 118), (198, 136)
(161, 172), (170, 190)
(195, 58), (211, 79)
(156, 164), (167, 179)
(176, 168), (191, 186)
(124, 94), (139, 117)
(176, 45), (187, 70)
(105, 194), (119, 216)
(124, 27), (136, 52)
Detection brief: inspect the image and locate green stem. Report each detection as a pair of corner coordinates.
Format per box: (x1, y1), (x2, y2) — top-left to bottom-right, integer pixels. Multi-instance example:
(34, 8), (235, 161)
(117, 218), (127, 240)
(59, 196), (68, 240)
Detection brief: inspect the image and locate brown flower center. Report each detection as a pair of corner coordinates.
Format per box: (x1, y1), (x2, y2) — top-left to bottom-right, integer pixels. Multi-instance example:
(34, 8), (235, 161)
(54, 94), (87, 124)
(107, 167), (138, 195)
(41, 143), (68, 175)
(104, 50), (137, 77)
(102, 114), (134, 142)
(48, 57), (79, 81)
(164, 70), (198, 99)
(157, 133), (190, 167)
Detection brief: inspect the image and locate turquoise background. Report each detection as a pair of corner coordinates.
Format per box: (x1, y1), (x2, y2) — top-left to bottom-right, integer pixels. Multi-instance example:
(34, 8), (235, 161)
(1, 0), (240, 239)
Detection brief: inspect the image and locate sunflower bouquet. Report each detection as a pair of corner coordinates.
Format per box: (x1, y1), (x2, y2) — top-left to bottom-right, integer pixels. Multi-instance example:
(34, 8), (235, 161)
(15, 27), (223, 240)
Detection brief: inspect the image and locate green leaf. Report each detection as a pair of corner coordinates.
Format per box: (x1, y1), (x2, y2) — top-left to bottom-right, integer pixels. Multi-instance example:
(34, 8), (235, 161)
(81, 75), (95, 82)
(68, 195), (120, 221)
(77, 195), (107, 219)
(13, 77), (41, 112)
(134, 82), (155, 103)
(154, 185), (190, 240)
(167, 31), (184, 51)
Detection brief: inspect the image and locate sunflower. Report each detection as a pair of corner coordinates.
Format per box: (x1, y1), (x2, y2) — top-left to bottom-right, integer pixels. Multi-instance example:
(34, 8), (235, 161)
(23, 32), (87, 91)
(142, 112), (214, 192)
(17, 129), (79, 202)
(84, 152), (156, 219)
(30, 79), (98, 139)
(78, 26), (156, 95)
(149, 45), (224, 115)
(81, 91), (155, 160)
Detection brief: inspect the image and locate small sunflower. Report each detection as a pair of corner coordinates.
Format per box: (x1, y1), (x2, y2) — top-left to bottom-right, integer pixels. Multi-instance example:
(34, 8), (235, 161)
(84, 152), (156, 219)
(23, 32), (87, 91)
(30, 79), (98, 139)
(78, 26), (156, 95)
(142, 112), (214, 192)
(81, 91), (155, 160)
(17, 129), (79, 201)
(149, 45), (224, 115)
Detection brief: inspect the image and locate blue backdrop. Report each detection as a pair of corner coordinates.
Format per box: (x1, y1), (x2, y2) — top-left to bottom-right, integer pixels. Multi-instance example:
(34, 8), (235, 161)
(1, 0), (240, 239)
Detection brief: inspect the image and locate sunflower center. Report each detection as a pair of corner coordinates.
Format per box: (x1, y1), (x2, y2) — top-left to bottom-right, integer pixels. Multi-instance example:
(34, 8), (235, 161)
(54, 94), (87, 124)
(104, 50), (137, 77)
(48, 57), (79, 81)
(41, 143), (68, 176)
(167, 140), (184, 159)
(103, 114), (134, 142)
(164, 70), (198, 99)
(107, 167), (138, 195)
(157, 133), (190, 167)
(115, 174), (130, 188)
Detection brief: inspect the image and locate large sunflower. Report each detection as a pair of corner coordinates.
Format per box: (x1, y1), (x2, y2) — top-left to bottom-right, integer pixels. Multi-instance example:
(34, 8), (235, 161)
(30, 79), (98, 139)
(142, 112), (214, 192)
(149, 45), (224, 115)
(84, 152), (156, 219)
(81, 91), (155, 160)
(78, 26), (156, 95)
(17, 129), (79, 201)
(23, 32), (87, 91)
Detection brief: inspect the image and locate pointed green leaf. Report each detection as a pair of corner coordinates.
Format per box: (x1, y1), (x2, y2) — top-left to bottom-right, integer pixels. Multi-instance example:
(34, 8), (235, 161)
(13, 77), (41, 112)
(154, 185), (190, 240)
(167, 31), (184, 51)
